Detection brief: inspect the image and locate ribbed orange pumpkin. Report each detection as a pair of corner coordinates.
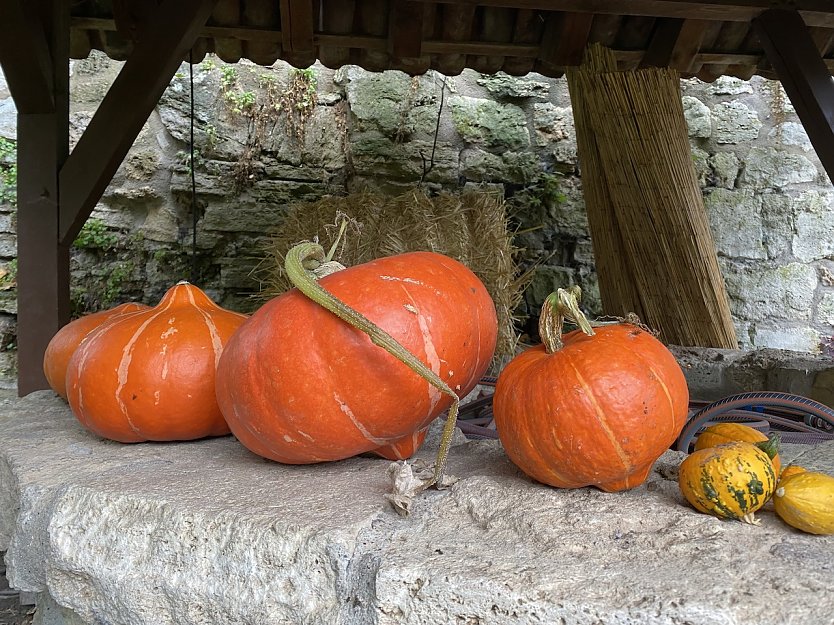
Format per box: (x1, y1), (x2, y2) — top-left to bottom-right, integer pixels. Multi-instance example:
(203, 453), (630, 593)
(66, 282), (247, 442)
(215, 250), (498, 464)
(43, 302), (149, 400)
(493, 288), (690, 492)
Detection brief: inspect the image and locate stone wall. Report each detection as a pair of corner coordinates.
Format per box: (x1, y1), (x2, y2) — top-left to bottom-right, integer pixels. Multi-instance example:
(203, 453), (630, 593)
(0, 54), (833, 375)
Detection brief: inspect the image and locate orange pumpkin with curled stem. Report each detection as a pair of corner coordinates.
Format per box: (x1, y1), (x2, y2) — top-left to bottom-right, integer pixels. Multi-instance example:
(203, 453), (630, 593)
(66, 282), (247, 442)
(43, 302), (149, 400)
(215, 241), (497, 483)
(492, 287), (689, 492)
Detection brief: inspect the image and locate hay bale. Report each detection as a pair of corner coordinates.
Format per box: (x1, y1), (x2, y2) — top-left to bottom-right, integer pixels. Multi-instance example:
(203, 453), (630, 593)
(259, 188), (525, 365)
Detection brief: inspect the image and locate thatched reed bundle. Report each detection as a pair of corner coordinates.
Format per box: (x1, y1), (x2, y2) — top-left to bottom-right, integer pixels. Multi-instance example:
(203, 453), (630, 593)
(567, 45), (737, 349)
(259, 188), (525, 365)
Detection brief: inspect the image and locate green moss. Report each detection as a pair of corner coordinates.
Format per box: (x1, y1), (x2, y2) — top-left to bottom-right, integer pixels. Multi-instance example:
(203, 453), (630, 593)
(450, 97), (529, 151)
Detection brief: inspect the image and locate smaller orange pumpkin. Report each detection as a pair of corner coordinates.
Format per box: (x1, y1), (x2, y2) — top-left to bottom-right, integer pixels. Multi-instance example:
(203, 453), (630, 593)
(66, 282), (247, 443)
(43, 302), (149, 400)
(779, 465), (807, 482)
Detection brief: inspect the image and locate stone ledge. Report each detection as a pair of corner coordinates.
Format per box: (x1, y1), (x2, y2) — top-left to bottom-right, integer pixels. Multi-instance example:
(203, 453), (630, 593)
(0, 391), (832, 625)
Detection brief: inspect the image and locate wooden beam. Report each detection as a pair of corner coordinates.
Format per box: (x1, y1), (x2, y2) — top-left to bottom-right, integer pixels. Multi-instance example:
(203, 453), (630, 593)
(0, 1), (54, 113)
(388, 0), (424, 58)
(540, 11), (595, 68)
(410, 0), (834, 27)
(641, 17), (707, 71)
(279, 0), (314, 52)
(754, 9), (834, 182)
(65, 16), (834, 75)
(57, 0), (218, 246)
(112, 0), (157, 43)
(16, 0), (71, 395)
(318, 0), (355, 67)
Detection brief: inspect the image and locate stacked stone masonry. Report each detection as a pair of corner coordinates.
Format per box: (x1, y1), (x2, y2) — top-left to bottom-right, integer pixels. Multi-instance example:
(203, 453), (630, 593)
(1, 57), (834, 374)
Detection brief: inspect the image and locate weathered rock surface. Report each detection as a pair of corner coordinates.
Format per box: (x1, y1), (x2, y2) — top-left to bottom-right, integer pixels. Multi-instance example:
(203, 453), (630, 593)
(1, 392), (833, 625)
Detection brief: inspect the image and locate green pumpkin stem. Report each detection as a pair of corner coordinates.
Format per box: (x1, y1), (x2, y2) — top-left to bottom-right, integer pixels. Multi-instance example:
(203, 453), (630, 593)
(285, 241), (460, 489)
(540, 286), (596, 354)
(755, 432), (781, 461)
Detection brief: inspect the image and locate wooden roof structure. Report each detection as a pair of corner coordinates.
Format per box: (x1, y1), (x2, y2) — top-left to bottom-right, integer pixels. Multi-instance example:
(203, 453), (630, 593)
(67, 1), (834, 81)
(2, 0), (834, 395)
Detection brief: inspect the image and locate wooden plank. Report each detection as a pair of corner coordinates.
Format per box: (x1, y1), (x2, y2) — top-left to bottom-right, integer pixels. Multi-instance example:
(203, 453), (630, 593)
(211, 0), (243, 62)
(641, 17), (707, 71)
(469, 6), (515, 74)
(409, 0), (834, 27)
(112, 0), (158, 42)
(540, 11), (595, 68)
(355, 0), (389, 71)
(754, 9), (834, 182)
(58, 0), (218, 246)
(243, 0), (281, 65)
(318, 0), (356, 68)
(388, 0), (424, 58)
(670, 19), (708, 71)
(16, 0), (71, 395)
(435, 2), (476, 74)
(640, 17), (684, 67)
(501, 8), (541, 74)
(0, 1), (54, 113)
(279, 0), (314, 52)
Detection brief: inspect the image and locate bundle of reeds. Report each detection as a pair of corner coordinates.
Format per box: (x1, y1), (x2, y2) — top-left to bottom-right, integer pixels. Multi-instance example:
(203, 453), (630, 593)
(566, 44), (737, 348)
(259, 187), (526, 364)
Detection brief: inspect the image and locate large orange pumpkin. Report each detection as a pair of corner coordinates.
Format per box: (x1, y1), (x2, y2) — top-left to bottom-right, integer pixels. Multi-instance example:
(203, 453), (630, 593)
(493, 287), (689, 492)
(215, 249), (498, 464)
(43, 302), (149, 400)
(66, 282), (247, 442)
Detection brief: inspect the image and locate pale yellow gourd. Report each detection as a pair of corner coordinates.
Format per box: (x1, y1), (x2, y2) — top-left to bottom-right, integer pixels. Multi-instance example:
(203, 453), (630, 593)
(773, 471), (834, 535)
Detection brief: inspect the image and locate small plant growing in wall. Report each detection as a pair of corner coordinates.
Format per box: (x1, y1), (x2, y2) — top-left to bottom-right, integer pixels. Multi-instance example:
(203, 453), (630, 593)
(0, 259), (17, 291)
(278, 68), (318, 142)
(73, 218), (119, 250)
(0, 137), (17, 207)
(515, 172), (568, 211)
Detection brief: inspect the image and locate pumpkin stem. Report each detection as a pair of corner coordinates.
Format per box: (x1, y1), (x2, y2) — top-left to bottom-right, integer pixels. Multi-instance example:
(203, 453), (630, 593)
(540, 286), (596, 354)
(285, 241), (461, 488)
(755, 432), (781, 461)
(324, 215), (349, 263)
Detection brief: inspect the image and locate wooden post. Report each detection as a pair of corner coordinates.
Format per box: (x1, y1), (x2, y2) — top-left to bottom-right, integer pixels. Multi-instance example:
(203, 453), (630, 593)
(754, 9), (834, 184)
(0, 0), (71, 395)
(2, 0), (218, 395)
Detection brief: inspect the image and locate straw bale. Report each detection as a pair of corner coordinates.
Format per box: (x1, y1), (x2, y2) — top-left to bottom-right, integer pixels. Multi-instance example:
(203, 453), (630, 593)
(258, 188), (525, 364)
(566, 45), (737, 348)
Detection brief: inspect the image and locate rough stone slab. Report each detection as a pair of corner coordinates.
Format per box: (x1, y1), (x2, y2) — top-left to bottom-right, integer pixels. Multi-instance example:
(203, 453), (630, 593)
(1, 392), (833, 625)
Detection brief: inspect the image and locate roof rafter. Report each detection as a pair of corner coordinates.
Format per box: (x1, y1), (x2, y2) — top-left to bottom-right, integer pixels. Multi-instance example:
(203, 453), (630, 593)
(0, 1), (55, 113)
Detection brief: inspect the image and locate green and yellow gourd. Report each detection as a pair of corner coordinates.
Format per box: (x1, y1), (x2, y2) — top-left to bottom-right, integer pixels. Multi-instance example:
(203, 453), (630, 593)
(678, 438), (778, 525)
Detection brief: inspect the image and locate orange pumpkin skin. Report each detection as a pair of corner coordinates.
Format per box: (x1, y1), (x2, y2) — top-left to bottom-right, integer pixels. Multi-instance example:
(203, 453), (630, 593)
(66, 282), (247, 443)
(215, 252), (498, 464)
(43, 302), (149, 400)
(493, 324), (689, 492)
(372, 427), (430, 461)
